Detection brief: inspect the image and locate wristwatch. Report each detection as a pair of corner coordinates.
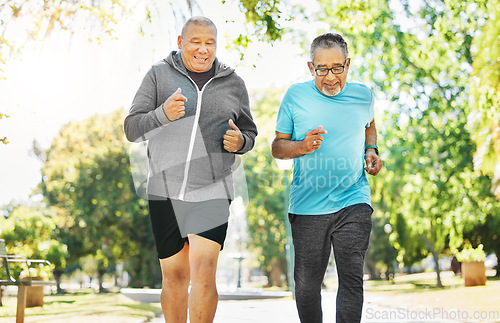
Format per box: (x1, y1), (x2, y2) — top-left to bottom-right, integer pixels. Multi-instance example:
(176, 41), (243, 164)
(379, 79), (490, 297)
(365, 145), (379, 156)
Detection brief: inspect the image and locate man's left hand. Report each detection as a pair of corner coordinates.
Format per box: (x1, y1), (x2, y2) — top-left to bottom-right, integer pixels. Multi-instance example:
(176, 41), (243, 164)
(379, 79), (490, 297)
(365, 150), (382, 176)
(223, 119), (244, 152)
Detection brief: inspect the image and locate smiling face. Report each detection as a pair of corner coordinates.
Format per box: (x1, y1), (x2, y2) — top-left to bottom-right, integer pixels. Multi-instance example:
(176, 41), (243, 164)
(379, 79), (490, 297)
(178, 23), (217, 73)
(308, 47), (350, 97)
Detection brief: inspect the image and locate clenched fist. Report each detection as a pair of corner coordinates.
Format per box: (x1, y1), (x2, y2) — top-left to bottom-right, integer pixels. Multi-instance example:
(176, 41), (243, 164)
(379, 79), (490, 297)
(163, 88), (187, 121)
(302, 125), (328, 154)
(364, 150), (383, 176)
(223, 119), (244, 152)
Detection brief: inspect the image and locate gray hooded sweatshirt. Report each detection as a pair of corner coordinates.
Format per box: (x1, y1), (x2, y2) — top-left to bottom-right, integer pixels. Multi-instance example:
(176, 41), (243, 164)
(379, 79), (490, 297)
(124, 51), (257, 201)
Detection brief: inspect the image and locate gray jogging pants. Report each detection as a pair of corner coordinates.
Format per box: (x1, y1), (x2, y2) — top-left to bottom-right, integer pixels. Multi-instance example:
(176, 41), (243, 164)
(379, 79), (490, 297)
(289, 203), (373, 323)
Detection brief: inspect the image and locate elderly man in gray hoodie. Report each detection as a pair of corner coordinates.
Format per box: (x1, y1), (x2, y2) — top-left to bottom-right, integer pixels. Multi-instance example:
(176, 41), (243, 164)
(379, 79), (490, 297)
(124, 16), (257, 323)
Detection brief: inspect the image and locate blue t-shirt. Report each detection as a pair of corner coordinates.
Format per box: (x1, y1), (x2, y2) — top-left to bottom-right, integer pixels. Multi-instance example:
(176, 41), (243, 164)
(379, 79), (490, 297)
(276, 80), (374, 215)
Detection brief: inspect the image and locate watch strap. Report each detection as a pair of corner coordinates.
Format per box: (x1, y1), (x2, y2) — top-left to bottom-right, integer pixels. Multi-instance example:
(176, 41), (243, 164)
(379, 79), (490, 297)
(365, 145), (379, 155)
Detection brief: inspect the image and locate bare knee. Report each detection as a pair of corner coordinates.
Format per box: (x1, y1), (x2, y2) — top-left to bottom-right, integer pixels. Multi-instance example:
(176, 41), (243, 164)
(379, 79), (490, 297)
(190, 256), (217, 288)
(188, 235), (220, 291)
(159, 244), (190, 290)
(163, 266), (190, 290)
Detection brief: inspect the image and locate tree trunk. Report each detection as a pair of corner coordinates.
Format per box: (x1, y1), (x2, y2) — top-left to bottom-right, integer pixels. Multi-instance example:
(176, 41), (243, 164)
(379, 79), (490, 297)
(130, 253), (144, 288)
(431, 250), (443, 288)
(420, 234), (444, 288)
(365, 261), (379, 280)
(53, 270), (63, 294)
(0, 286), (3, 306)
(98, 269), (105, 293)
(386, 261), (396, 281)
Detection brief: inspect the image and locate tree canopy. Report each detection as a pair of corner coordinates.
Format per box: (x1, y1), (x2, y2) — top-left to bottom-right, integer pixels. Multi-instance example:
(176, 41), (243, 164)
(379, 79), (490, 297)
(467, 1), (500, 198)
(0, 205), (67, 284)
(244, 88), (289, 287)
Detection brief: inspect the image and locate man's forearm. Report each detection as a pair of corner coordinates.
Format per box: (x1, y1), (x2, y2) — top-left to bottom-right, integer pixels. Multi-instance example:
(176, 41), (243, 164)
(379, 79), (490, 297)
(271, 138), (305, 159)
(365, 121), (378, 147)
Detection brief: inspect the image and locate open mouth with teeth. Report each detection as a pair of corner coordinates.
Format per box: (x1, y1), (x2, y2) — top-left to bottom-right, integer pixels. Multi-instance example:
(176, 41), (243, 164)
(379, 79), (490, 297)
(194, 56), (208, 62)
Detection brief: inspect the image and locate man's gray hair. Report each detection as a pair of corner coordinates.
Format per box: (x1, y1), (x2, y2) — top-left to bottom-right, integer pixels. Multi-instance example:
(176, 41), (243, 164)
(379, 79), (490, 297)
(181, 16), (217, 37)
(310, 33), (349, 62)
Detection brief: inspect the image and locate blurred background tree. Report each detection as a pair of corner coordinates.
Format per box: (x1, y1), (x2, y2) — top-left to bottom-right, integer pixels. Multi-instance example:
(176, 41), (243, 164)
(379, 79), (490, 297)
(467, 1), (500, 199)
(0, 205), (67, 286)
(244, 88), (289, 287)
(364, 214), (399, 280)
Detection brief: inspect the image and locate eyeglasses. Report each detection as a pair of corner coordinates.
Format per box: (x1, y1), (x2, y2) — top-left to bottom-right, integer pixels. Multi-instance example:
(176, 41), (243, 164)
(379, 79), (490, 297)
(313, 58), (348, 76)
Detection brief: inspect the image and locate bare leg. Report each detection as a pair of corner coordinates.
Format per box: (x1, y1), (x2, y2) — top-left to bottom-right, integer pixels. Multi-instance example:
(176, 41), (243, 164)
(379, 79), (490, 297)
(159, 242), (190, 323)
(187, 234), (221, 323)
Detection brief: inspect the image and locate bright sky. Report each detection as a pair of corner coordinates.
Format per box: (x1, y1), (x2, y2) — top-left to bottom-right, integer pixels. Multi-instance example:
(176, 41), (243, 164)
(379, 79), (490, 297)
(0, 0), (324, 206)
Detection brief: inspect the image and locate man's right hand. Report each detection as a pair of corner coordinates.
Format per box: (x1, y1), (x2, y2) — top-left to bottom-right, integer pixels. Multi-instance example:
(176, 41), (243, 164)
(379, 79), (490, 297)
(163, 88), (187, 121)
(302, 125), (328, 154)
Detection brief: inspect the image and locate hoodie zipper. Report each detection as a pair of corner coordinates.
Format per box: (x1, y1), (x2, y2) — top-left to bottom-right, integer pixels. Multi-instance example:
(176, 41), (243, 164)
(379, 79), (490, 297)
(178, 77), (215, 200)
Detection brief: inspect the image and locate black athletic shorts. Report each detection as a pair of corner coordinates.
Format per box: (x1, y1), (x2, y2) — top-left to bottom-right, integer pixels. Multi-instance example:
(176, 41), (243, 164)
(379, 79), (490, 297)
(148, 196), (230, 259)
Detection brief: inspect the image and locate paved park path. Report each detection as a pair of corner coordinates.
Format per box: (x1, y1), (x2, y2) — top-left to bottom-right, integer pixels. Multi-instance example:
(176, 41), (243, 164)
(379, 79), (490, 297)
(150, 291), (472, 323)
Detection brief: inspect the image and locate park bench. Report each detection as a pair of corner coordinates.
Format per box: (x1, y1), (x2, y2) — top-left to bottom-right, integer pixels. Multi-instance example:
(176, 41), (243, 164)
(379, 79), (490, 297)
(0, 239), (56, 323)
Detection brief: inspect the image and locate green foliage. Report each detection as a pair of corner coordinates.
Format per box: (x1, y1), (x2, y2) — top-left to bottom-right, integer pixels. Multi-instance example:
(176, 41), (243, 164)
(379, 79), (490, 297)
(229, 0), (306, 57)
(40, 109), (158, 288)
(237, 0), (283, 43)
(468, 0), (500, 198)
(0, 206), (67, 279)
(44, 239), (68, 271)
(365, 214), (398, 279)
(0, 291), (161, 320)
(455, 244), (486, 263)
(462, 204), (500, 275)
(245, 88), (289, 286)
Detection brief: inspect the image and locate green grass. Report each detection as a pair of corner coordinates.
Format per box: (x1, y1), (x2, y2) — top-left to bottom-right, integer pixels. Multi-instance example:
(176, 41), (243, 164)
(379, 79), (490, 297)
(364, 279), (500, 321)
(327, 269), (497, 292)
(363, 270), (466, 292)
(0, 289), (161, 322)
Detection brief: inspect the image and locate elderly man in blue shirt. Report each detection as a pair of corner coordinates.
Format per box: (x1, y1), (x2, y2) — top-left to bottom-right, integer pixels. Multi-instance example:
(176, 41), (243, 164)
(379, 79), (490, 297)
(272, 32), (383, 323)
